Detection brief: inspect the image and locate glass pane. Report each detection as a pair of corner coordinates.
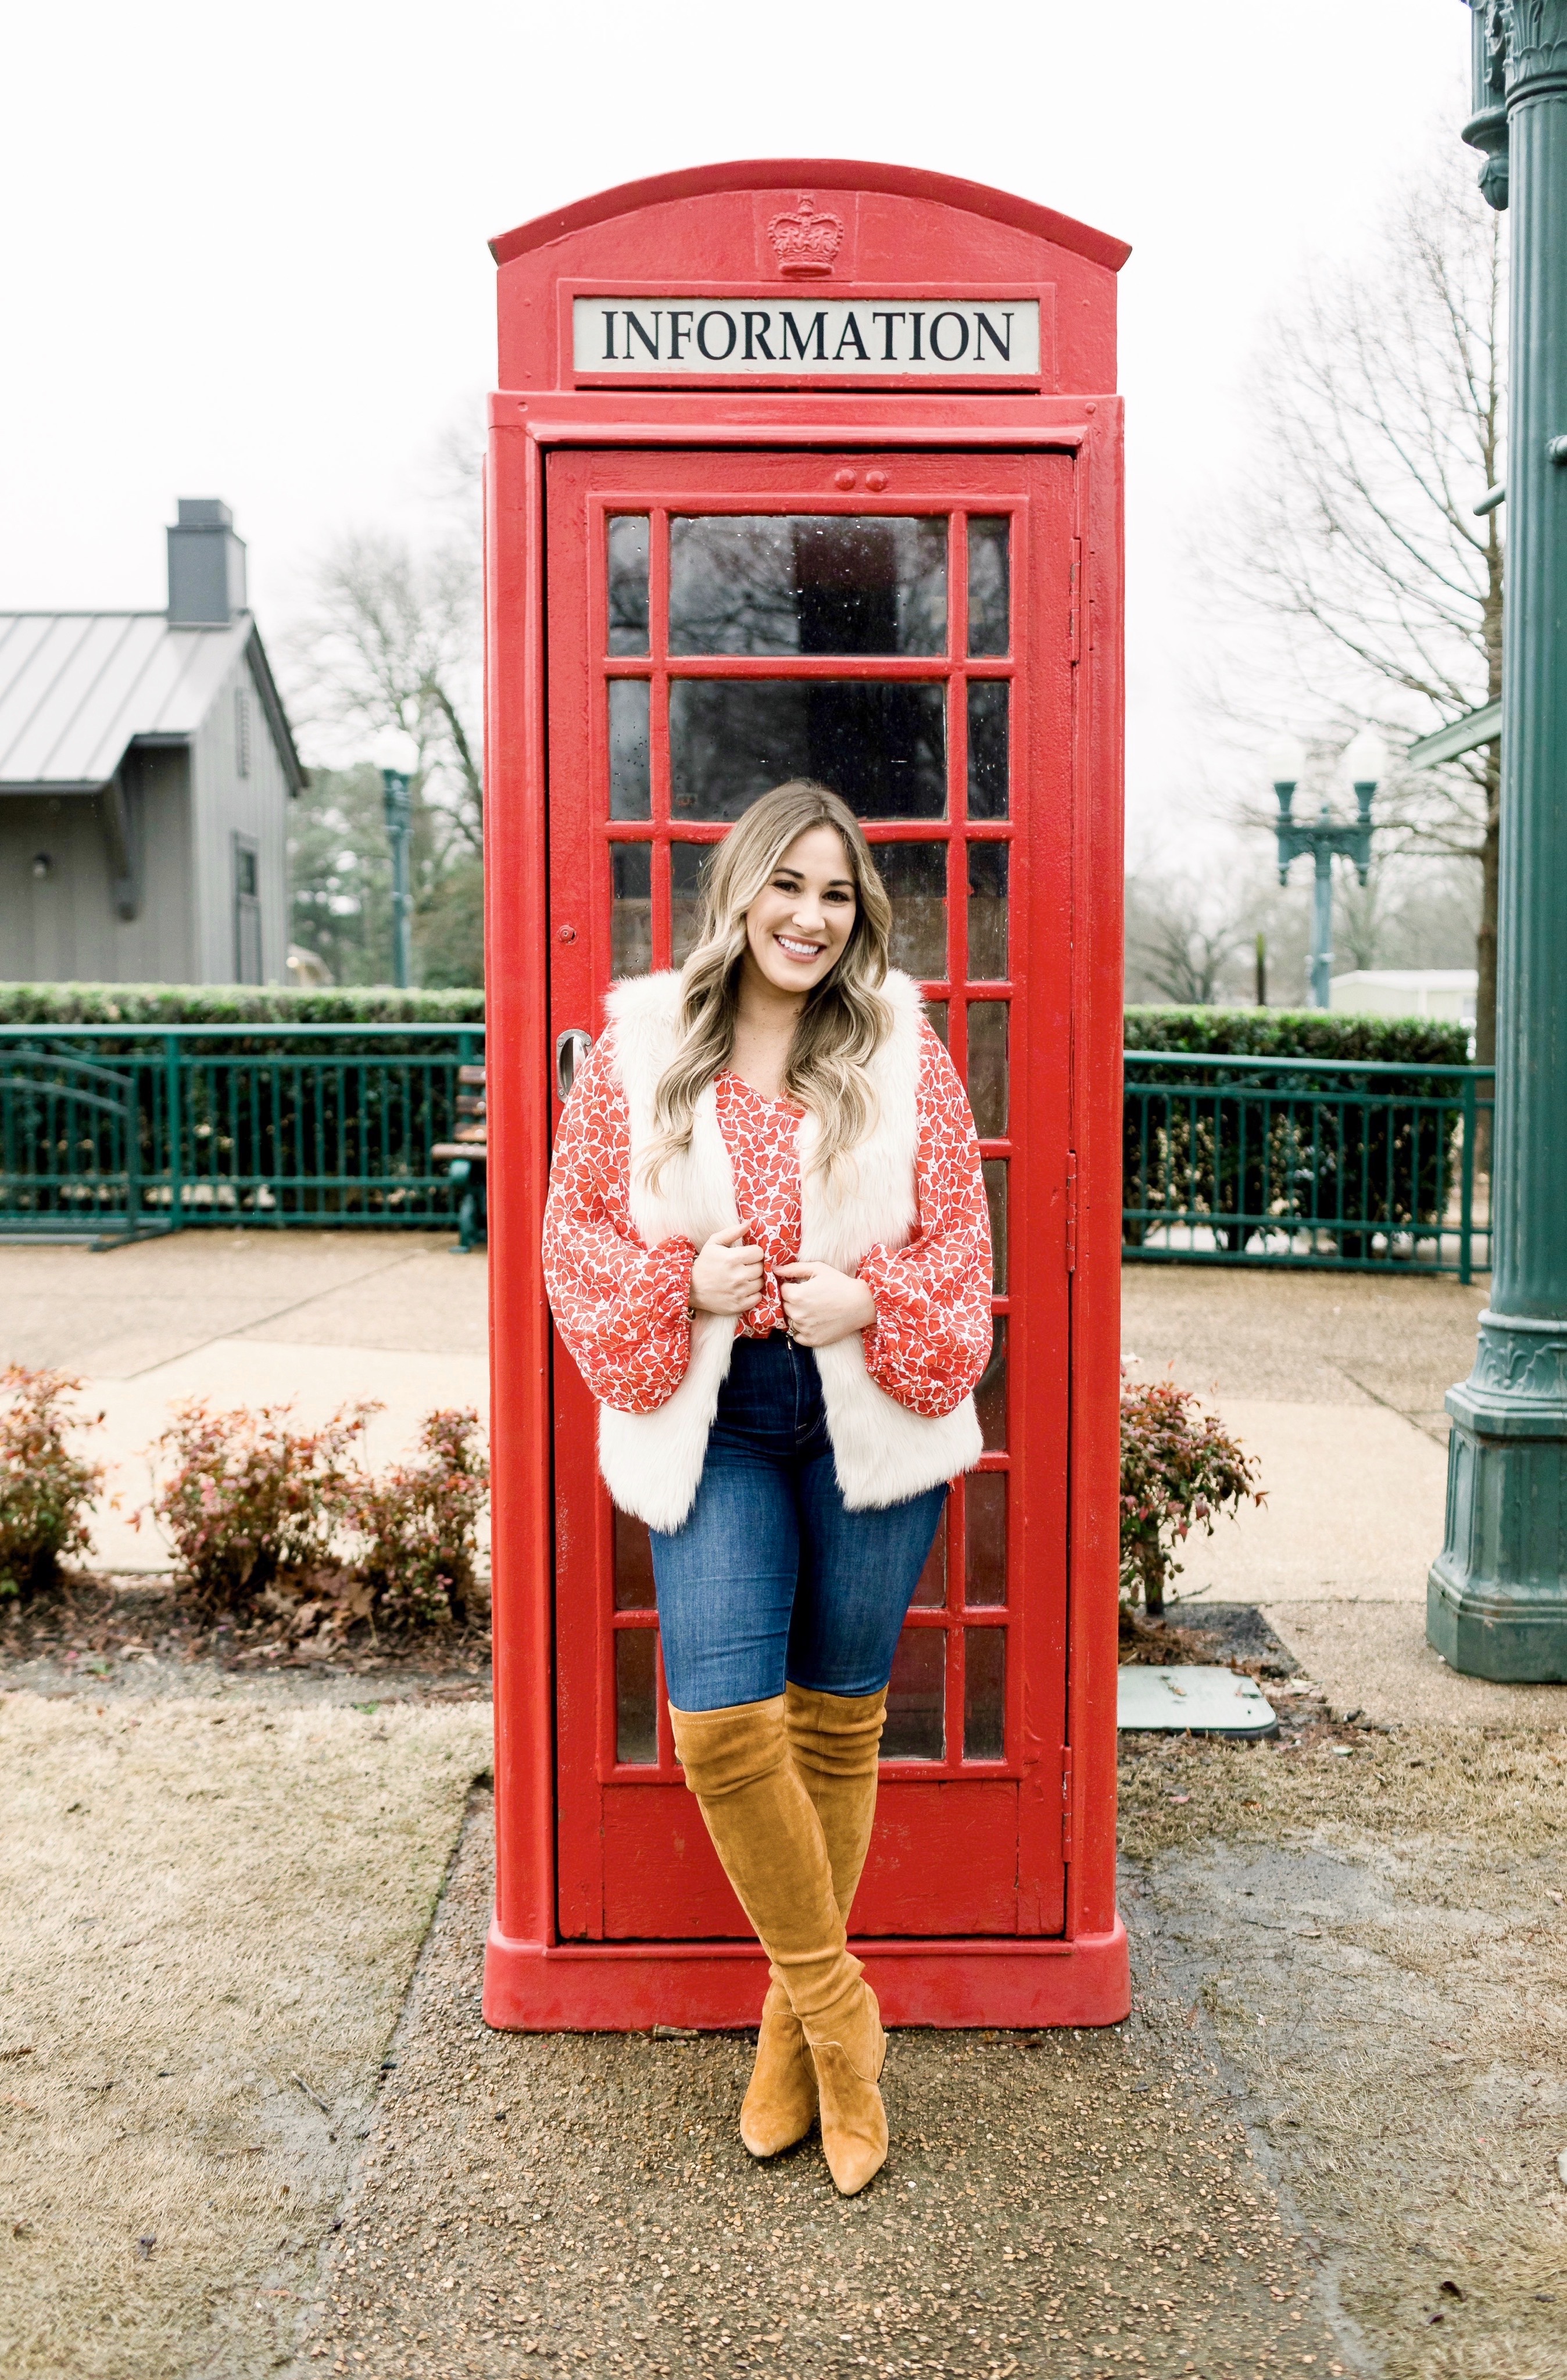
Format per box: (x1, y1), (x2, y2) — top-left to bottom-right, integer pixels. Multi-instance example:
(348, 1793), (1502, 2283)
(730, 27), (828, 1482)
(876, 840), (947, 979)
(967, 681), (1010, 820)
(976, 1316), (1007, 1452)
(614, 1508), (657, 1610)
(968, 843), (1008, 980)
(881, 1628), (945, 1761)
(964, 1629), (1006, 1760)
(983, 1159), (1008, 1293)
(609, 679), (651, 820)
(967, 519), (1010, 657)
(611, 843), (652, 977)
(670, 680), (945, 822)
(669, 516), (946, 655)
(671, 843), (710, 968)
(965, 1471), (1008, 1607)
(925, 999), (949, 1048)
(968, 1002), (1009, 1137)
(910, 1513), (947, 1608)
(615, 1628), (659, 1765)
(607, 516), (650, 655)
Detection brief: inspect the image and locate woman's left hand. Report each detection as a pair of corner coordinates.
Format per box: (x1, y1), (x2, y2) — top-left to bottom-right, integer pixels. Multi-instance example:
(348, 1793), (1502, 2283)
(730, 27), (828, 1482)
(777, 1261), (876, 1348)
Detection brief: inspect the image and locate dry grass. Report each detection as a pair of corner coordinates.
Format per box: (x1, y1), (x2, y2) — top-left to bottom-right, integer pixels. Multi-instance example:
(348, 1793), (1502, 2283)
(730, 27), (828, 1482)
(1119, 1719), (1567, 1861)
(0, 1690), (490, 2379)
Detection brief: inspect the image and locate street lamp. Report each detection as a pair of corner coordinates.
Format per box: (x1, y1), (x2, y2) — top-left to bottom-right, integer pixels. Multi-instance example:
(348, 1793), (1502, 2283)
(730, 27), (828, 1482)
(1465, 0), (1510, 207)
(1428, 2), (1567, 1682)
(1271, 740), (1378, 1009)
(381, 768), (413, 990)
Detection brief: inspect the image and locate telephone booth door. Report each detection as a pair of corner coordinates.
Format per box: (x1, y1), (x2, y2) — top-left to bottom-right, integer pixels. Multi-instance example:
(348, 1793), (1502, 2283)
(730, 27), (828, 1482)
(545, 449), (1074, 1946)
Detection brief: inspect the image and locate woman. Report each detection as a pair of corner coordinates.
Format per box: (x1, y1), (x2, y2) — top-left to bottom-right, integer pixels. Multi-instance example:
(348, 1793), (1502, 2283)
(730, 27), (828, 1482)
(543, 781), (992, 2196)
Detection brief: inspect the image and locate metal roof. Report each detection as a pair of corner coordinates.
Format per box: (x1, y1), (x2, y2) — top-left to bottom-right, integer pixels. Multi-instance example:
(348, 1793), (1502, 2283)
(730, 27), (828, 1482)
(0, 610), (301, 793)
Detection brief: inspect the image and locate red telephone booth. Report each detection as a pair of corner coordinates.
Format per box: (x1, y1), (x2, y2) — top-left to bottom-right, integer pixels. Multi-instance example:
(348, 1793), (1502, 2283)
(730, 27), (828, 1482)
(482, 161), (1130, 2032)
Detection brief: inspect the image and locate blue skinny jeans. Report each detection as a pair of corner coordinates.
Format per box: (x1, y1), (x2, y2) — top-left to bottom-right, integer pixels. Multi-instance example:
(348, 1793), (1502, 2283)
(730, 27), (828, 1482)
(649, 1332), (946, 1713)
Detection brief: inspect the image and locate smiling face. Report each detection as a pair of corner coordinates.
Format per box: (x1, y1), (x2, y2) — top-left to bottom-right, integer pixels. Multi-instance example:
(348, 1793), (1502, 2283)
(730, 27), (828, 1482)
(740, 823), (858, 1000)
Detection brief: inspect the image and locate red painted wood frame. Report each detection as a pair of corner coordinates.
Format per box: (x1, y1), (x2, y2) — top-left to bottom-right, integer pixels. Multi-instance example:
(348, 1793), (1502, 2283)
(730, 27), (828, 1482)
(485, 404), (1126, 2029)
(481, 164), (1128, 2035)
(550, 448), (1064, 1946)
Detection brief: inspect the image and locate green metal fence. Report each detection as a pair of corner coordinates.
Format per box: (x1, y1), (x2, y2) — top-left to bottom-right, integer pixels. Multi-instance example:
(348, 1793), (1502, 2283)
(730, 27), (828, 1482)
(1123, 1051), (1494, 1281)
(0, 1025), (1494, 1274)
(0, 1026), (485, 1241)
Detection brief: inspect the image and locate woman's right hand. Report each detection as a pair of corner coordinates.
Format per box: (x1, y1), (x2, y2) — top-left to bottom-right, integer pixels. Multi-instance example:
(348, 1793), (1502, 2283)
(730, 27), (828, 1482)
(689, 1224), (764, 1317)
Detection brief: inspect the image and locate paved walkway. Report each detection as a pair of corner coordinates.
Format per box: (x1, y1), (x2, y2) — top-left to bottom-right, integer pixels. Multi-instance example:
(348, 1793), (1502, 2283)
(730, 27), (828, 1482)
(1121, 1266), (1509, 1722)
(0, 1234), (488, 1569)
(1122, 1264), (1485, 1604)
(3, 1238), (1480, 1610)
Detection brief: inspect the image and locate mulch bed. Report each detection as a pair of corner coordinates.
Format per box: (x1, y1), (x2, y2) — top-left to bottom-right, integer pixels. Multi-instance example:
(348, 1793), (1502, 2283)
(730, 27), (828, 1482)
(1118, 1597), (1297, 1675)
(1118, 1598), (1383, 1752)
(0, 1570), (492, 1689)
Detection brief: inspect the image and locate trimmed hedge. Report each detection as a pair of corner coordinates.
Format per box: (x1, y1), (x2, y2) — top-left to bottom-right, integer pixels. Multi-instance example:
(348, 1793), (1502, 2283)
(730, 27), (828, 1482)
(1122, 1010), (1482, 1260)
(1124, 1006), (1471, 1066)
(0, 990), (1475, 1058)
(0, 983), (485, 1027)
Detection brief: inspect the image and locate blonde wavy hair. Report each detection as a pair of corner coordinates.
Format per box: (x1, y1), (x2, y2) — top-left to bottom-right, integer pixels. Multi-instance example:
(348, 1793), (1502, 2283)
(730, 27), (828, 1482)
(642, 781), (894, 1189)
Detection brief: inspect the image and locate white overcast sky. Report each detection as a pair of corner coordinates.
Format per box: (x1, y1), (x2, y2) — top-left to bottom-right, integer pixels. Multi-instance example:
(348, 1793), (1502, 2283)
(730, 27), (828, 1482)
(0, 0), (1472, 845)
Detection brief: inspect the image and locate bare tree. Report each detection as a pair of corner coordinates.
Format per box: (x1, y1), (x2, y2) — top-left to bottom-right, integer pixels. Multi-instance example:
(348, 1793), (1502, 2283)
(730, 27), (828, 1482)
(1125, 868), (1251, 1006)
(281, 527), (486, 983)
(1216, 143), (1505, 1056)
(284, 531), (482, 859)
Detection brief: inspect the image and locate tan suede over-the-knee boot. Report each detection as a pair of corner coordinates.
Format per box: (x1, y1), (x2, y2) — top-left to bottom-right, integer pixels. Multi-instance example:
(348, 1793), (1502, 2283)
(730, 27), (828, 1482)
(671, 1696), (888, 2196)
(785, 1683), (889, 1913)
(740, 1686), (890, 2156)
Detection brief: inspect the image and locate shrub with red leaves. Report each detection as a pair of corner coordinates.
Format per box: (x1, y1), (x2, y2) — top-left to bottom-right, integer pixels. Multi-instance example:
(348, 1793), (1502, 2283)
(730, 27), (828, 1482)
(1119, 1370), (1263, 1615)
(348, 1407), (489, 1630)
(0, 1364), (105, 1600)
(152, 1397), (377, 1613)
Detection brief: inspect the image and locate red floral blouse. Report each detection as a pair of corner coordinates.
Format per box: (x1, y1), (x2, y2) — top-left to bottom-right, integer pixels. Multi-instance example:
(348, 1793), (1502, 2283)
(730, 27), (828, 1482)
(542, 1018), (993, 1419)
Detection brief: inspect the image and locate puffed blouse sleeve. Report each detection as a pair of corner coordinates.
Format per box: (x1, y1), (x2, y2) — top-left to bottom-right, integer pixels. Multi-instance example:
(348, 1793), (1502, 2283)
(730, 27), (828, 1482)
(856, 1019), (993, 1417)
(541, 1032), (697, 1414)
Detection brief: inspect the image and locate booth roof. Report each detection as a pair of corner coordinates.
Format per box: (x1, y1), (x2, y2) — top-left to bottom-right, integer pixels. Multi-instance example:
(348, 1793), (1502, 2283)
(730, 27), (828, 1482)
(489, 156), (1132, 275)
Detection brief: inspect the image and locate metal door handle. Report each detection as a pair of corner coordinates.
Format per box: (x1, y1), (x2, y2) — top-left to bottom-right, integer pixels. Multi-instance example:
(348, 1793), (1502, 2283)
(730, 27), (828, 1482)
(556, 1028), (593, 1102)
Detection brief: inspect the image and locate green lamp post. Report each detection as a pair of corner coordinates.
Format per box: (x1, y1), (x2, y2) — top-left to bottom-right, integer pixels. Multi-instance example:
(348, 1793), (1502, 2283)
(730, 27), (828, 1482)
(381, 768), (414, 991)
(1271, 753), (1378, 1009)
(1428, 1), (1567, 1680)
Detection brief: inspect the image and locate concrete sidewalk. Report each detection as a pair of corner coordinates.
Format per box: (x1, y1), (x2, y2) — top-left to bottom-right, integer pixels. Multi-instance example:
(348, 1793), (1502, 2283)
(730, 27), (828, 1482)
(1122, 1265), (1487, 1610)
(0, 1233), (488, 1569)
(2, 1238), (1480, 1608)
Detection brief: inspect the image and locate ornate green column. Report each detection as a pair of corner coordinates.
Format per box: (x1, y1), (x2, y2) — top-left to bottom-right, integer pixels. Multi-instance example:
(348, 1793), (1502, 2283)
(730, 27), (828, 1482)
(1430, 2), (1567, 1679)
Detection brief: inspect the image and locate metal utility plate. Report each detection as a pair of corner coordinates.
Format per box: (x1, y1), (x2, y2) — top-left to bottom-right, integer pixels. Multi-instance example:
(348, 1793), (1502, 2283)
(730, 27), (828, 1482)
(1117, 1664), (1278, 1738)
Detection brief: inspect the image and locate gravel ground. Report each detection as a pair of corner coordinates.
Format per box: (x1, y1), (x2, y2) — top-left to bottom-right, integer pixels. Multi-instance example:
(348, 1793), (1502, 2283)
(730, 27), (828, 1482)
(283, 1705), (1567, 2380)
(291, 1791), (1341, 2380)
(6, 1630), (1562, 2378)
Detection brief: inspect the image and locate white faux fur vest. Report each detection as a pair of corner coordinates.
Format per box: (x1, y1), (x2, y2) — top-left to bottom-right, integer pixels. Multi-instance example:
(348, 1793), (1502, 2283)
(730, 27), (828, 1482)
(596, 968), (984, 1533)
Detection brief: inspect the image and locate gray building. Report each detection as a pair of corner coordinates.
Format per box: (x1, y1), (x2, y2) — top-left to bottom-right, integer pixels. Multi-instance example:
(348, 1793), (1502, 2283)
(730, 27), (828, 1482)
(0, 501), (302, 984)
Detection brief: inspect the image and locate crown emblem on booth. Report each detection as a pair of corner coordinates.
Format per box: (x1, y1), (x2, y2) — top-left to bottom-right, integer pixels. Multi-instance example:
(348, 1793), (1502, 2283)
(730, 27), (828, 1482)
(767, 195), (843, 277)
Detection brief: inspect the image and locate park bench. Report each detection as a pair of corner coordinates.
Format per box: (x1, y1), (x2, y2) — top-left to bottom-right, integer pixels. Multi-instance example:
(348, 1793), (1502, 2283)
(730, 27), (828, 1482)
(432, 1063), (488, 1251)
